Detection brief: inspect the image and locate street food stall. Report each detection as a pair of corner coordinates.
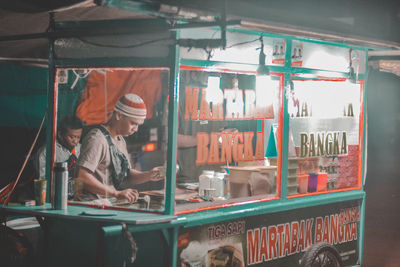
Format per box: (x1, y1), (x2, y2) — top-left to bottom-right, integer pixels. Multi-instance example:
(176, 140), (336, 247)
(1, 1), (396, 267)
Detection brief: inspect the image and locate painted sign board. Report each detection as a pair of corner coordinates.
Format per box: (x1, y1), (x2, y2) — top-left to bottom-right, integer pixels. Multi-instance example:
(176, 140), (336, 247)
(178, 199), (361, 266)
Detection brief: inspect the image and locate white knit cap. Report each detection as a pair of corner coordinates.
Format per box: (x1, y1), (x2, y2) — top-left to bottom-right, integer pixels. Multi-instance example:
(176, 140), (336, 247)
(114, 93), (147, 119)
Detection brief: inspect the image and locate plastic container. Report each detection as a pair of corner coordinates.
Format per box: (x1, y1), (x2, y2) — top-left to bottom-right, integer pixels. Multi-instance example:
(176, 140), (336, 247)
(317, 173), (328, 192)
(308, 173), (318, 193)
(297, 174), (309, 193)
(199, 170), (214, 197)
(211, 172), (226, 198)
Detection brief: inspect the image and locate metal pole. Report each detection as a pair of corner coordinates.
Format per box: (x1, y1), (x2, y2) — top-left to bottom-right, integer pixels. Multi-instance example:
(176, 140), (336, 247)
(169, 227), (179, 267)
(280, 38), (293, 200)
(45, 12), (58, 203)
(164, 31), (180, 215)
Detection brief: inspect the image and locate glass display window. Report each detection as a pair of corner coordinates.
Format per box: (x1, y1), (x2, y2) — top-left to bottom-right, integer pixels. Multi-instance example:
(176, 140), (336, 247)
(175, 68), (283, 214)
(54, 67), (170, 212)
(286, 78), (364, 197)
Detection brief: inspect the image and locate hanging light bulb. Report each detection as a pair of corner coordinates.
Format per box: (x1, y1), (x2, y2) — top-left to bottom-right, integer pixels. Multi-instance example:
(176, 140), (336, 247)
(205, 76), (223, 104)
(257, 36), (270, 76)
(256, 75), (274, 108)
(255, 36), (274, 118)
(232, 74), (240, 99)
(348, 49), (357, 84)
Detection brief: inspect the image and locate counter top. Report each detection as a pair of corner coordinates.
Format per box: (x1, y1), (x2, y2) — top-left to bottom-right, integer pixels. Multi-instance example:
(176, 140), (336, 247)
(1, 203), (176, 225)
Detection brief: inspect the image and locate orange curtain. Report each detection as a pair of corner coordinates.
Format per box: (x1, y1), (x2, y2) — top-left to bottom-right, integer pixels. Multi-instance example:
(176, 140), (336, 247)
(76, 69), (162, 125)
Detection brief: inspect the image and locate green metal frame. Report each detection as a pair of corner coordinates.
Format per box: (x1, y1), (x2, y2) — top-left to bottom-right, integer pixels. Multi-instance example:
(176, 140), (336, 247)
(165, 31), (180, 216)
(176, 190), (365, 228)
(45, 15), (56, 202)
(358, 48), (369, 266)
(228, 27), (373, 51)
(54, 57), (171, 68)
(281, 38), (293, 200)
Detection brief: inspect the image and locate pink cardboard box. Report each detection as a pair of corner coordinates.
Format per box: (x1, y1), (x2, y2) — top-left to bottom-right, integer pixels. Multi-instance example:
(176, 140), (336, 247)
(317, 173), (328, 192)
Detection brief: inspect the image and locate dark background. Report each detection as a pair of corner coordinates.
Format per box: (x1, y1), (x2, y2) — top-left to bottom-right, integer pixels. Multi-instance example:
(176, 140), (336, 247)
(363, 69), (400, 267)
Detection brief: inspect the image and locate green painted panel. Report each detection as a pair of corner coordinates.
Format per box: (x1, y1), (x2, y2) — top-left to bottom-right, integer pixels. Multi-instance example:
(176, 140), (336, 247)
(0, 63), (48, 94)
(0, 63), (48, 127)
(0, 95), (47, 127)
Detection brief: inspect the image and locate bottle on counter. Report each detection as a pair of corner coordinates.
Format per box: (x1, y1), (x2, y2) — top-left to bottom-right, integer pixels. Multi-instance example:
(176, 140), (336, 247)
(53, 162), (68, 210)
(199, 170), (214, 197)
(211, 172), (226, 198)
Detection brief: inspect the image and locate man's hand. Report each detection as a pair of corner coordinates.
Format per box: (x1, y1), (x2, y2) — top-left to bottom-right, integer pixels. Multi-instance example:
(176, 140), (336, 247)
(148, 166), (165, 181)
(115, 188), (139, 203)
(129, 166), (165, 184)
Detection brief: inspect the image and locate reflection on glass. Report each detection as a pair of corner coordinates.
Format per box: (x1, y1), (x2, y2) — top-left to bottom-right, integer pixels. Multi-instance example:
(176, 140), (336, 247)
(54, 68), (169, 212)
(176, 70), (281, 212)
(288, 80), (362, 196)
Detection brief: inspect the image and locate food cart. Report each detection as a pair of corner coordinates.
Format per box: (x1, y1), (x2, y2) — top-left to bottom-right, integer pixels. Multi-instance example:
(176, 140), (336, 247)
(0, 2), (385, 267)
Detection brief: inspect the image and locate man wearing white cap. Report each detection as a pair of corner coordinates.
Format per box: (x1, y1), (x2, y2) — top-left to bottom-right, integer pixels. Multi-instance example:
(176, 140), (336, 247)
(76, 93), (163, 203)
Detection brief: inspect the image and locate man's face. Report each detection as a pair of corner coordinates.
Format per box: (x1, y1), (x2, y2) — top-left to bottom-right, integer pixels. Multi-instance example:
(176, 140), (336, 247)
(59, 128), (82, 150)
(117, 115), (144, 137)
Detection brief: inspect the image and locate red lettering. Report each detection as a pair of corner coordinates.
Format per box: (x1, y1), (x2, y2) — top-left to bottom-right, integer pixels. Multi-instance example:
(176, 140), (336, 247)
(196, 133), (209, 165)
(291, 222), (299, 254)
(351, 222), (357, 241)
(243, 132), (254, 161)
(339, 211), (344, 225)
(298, 220), (305, 252)
(323, 216), (330, 243)
(199, 88), (211, 120)
(315, 217), (323, 243)
(305, 219), (313, 249)
(185, 87), (199, 120)
(232, 133), (244, 162)
(338, 224), (345, 243)
(283, 223), (291, 257)
(268, 226), (278, 260)
(277, 224), (285, 257)
(220, 133), (233, 164)
(208, 133), (219, 164)
(255, 132), (265, 160)
(260, 227), (268, 262)
(345, 223), (352, 242)
(330, 214), (338, 245)
(247, 229), (260, 265)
